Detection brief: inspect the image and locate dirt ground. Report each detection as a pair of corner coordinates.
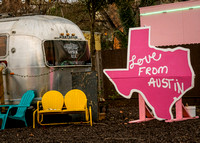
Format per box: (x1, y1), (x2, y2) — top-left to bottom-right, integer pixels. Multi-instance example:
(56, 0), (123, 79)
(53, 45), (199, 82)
(0, 99), (200, 143)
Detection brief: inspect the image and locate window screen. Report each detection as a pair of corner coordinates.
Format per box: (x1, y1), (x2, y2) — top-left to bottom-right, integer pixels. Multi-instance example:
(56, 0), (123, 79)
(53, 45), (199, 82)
(44, 40), (91, 66)
(0, 36), (7, 56)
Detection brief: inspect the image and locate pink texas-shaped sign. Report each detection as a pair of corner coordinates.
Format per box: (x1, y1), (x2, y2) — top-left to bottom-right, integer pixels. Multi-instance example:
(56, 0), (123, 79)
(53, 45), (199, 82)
(103, 27), (195, 120)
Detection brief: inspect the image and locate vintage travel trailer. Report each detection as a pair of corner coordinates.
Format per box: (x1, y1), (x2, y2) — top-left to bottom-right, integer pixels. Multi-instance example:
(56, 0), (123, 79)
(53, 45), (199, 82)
(0, 15), (92, 104)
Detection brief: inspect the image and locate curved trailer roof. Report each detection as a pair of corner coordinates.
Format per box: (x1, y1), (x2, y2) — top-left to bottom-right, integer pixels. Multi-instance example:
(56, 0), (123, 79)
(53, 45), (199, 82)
(0, 15), (85, 40)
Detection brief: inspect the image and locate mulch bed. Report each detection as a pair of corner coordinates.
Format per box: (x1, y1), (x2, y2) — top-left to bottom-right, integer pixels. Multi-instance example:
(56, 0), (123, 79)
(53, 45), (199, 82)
(0, 99), (200, 143)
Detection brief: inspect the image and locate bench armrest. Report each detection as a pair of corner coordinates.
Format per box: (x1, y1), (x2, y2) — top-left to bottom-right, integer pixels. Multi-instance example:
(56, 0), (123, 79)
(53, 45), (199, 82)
(37, 101), (42, 110)
(0, 105), (29, 108)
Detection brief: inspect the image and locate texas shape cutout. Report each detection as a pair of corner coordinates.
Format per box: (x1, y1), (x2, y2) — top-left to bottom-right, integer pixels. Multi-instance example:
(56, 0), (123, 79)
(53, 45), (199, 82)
(103, 27), (195, 120)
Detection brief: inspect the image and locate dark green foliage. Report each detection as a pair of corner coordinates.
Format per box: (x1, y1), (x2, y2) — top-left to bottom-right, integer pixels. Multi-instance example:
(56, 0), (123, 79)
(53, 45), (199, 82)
(112, 0), (181, 49)
(114, 0), (136, 49)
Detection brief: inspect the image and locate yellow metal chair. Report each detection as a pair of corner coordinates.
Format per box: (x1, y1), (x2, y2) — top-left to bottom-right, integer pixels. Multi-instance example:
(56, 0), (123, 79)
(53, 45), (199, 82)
(63, 89), (92, 126)
(33, 90), (64, 128)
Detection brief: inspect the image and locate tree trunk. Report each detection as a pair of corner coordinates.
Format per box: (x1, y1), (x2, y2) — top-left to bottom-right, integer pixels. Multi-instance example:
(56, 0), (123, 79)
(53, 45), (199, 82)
(90, 1), (96, 71)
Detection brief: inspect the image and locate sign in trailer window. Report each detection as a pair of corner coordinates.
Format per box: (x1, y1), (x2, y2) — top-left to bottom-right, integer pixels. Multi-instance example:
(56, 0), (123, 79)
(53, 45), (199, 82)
(44, 40), (91, 66)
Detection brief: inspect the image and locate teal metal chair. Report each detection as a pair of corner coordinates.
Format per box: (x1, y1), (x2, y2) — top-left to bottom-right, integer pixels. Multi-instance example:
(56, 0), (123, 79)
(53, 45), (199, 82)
(0, 90), (35, 130)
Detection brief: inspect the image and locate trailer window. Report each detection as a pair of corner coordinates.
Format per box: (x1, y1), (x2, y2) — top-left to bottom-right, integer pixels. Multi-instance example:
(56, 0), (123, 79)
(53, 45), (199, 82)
(0, 36), (7, 57)
(44, 40), (90, 66)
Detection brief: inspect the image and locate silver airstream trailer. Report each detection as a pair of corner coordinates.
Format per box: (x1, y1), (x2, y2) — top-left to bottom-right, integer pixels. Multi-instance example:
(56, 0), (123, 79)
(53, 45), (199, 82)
(0, 15), (92, 104)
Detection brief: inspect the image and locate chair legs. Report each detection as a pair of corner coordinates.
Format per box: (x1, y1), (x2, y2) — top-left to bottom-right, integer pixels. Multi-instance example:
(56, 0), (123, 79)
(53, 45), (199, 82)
(24, 117), (28, 127)
(0, 114), (7, 130)
(85, 109), (89, 121)
(1, 118), (6, 130)
(84, 106), (92, 126)
(33, 110), (37, 128)
(89, 106), (92, 126)
(2, 113), (29, 129)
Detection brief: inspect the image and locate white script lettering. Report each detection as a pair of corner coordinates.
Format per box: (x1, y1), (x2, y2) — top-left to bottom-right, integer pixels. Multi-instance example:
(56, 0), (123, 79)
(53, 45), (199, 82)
(138, 66), (168, 76)
(148, 77), (184, 94)
(129, 52), (162, 69)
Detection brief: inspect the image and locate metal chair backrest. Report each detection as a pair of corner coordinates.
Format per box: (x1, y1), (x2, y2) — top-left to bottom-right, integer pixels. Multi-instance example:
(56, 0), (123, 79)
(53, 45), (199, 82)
(42, 90), (64, 110)
(65, 89), (87, 110)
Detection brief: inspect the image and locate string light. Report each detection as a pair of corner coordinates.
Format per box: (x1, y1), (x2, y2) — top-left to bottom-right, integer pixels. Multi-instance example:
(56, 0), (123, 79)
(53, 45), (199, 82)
(9, 68), (59, 78)
(140, 5), (200, 16)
